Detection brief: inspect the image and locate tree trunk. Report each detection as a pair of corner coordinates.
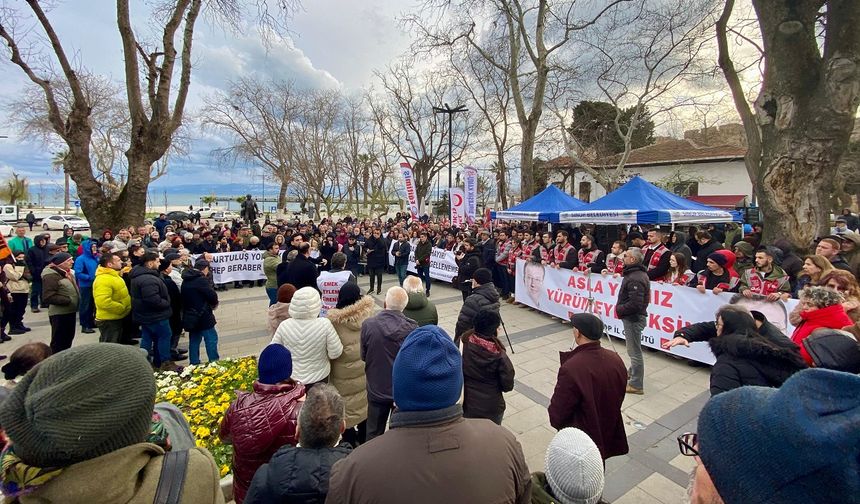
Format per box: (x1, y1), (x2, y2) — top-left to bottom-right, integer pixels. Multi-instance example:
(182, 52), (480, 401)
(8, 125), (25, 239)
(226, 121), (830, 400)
(63, 172), (70, 211)
(277, 181), (288, 210)
(497, 158), (509, 208)
(520, 123), (537, 199)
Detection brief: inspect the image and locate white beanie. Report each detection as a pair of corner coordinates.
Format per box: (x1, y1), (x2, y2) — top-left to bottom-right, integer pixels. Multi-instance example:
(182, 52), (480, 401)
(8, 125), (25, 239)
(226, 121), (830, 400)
(545, 428), (605, 504)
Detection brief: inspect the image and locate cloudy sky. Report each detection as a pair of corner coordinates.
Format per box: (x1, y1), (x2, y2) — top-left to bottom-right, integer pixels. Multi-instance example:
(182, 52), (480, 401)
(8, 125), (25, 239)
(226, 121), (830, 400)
(0, 0), (415, 190)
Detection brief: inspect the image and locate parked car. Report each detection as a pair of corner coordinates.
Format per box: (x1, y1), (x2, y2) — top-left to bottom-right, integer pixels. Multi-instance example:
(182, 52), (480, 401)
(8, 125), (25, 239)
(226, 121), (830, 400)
(42, 215), (90, 231)
(165, 211), (190, 222)
(0, 220), (13, 237)
(209, 211), (237, 222)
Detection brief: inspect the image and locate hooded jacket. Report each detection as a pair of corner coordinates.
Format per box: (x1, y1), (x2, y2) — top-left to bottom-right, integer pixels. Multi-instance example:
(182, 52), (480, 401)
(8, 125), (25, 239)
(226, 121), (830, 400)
(692, 239), (723, 273)
(708, 332), (807, 396)
(669, 231), (693, 267)
(327, 295), (376, 428)
(454, 283), (501, 340)
(180, 267), (218, 332)
(26, 234), (50, 279)
(129, 265), (172, 325)
(271, 287), (343, 384)
(462, 332), (515, 422)
(402, 291), (438, 327)
(72, 239), (99, 288)
(42, 265), (80, 316)
(92, 266), (131, 321)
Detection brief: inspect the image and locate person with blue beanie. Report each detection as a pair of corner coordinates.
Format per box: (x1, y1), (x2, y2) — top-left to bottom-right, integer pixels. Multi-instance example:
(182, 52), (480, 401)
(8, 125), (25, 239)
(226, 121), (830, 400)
(683, 368), (860, 504)
(328, 325), (533, 503)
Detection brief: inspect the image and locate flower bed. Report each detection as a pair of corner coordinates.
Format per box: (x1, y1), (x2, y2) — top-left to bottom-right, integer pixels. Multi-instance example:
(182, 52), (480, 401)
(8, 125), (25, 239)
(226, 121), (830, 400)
(155, 357), (257, 477)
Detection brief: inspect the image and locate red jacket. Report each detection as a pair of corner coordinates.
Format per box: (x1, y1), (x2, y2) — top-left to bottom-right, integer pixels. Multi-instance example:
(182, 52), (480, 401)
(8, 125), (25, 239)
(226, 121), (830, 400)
(791, 304), (854, 365)
(220, 380), (306, 504)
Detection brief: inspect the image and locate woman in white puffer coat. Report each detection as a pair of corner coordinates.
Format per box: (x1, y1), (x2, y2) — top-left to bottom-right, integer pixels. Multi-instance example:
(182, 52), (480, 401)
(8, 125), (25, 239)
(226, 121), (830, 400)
(271, 287), (343, 387)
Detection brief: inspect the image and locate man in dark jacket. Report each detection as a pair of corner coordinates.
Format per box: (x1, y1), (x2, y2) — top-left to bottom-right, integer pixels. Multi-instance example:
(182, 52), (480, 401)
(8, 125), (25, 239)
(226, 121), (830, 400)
(181, 259), (220, 365)
(130, 252), (174, 369)
(642, 228), (671, 280)
(615, 247), (650, 395)
(244, 384), (351, 504)
(455, 239), (482, 301)
(158, 258), (186, 362)
(462, 311), (514, 425)
(328, 325), (532, 504)
(548, 313), (628, 461)
(413, 231), (432, 296)
(284, 243), (319, 292)
(364, 227), (387, 295)
(343, 234), (362, 279)
(692, 230), (723, 273)
(392, 231), (411, 286)
(27, 234), (50, 312)
(360, 286), (417, 440)
(454, 268), (500, 346)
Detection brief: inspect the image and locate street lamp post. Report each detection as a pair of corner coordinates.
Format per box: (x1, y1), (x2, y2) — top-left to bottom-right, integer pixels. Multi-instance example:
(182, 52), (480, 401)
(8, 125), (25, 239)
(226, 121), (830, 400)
(432, 104), (468, 189)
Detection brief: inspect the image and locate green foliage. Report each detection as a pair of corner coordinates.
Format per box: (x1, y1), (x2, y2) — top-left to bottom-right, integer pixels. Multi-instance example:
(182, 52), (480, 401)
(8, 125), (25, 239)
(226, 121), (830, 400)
(201, 195), (217, 206)
(568, 101), (655, 160)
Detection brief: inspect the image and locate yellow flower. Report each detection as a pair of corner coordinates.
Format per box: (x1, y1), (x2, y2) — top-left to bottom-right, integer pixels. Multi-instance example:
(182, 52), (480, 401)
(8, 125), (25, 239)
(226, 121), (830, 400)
(164, 390), (177, 401)
(197, 426), (211, 438)
(220, 465), (230, 477)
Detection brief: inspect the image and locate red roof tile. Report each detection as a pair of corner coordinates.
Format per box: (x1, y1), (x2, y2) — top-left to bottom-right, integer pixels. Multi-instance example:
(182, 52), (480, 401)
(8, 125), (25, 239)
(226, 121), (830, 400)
(547, 139), (747, 169)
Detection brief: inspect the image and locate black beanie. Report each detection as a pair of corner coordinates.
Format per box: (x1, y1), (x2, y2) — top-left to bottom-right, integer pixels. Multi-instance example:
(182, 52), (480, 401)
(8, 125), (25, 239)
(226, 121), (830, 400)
(474, 310), (501, 337)
(473, 268), (493, 285)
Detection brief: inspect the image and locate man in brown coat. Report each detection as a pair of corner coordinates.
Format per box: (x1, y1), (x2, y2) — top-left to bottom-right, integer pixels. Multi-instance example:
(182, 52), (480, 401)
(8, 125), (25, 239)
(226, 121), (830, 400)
(327, 325), (532, 504)
(548, 313), (629, 461)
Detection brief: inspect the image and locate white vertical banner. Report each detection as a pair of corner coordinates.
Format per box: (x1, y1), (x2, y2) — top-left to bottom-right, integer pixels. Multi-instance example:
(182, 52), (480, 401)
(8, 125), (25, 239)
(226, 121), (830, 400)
(400, 162), (420, 220)
(463, 166), (478, 224)
(450, 187), (466, 229)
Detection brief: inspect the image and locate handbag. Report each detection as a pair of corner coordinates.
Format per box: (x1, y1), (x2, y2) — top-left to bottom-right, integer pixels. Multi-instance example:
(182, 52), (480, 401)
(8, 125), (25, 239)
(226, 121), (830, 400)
(153, 449), (188, 504)
(181, 306), (205, 332)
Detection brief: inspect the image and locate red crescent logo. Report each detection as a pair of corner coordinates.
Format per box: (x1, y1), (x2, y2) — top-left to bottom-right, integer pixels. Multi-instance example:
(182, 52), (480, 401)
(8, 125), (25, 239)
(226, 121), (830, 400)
(453, 194), (463, 206)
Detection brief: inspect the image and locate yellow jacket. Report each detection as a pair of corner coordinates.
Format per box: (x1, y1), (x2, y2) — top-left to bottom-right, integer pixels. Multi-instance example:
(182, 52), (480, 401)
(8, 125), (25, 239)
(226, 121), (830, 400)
(93, 265), (132, 321)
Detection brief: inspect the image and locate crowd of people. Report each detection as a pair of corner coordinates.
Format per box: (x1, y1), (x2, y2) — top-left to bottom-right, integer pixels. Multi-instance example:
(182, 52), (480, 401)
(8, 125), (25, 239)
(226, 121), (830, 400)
(0, 207), (856, 503)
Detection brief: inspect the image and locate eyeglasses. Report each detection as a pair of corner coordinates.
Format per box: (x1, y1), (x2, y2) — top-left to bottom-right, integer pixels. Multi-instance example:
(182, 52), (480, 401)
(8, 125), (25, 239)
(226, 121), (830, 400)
(677, 432), (699, 457)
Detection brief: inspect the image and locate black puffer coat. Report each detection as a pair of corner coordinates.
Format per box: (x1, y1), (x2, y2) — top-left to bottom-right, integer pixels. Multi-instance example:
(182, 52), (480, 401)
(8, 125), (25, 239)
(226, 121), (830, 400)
(364, 235), (388, 269)
(454, 283), (500, 341)
(708, 332), (807, 396)
(244, 443), (352, 504)
(180, 268), (218, 332)
(462, 332), (515, 422)
(616, 263), (650, 318)
(129, 265), (172, 324)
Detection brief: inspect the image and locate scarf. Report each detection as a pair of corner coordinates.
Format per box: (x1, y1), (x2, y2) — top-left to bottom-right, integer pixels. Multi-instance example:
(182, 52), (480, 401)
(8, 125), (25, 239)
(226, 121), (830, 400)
(0, 413), (170, 498)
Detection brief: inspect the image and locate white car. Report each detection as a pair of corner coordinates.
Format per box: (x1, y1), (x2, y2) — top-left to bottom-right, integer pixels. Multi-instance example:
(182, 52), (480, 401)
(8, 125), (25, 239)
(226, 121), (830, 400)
(42, 215), (90, 231)
(0, 221), (13, 237)
(209, 211), (237, 222)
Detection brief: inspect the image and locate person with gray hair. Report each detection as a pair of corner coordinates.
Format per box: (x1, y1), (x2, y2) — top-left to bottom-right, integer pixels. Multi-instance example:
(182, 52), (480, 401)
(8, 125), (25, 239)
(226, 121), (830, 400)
(615, 246), (650, 395)
(360, 286), (417, 440)
(243, 384), (352, 504)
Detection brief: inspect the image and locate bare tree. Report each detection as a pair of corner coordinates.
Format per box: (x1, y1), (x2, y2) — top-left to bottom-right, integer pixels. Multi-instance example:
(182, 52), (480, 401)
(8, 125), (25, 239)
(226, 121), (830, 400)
(368, 59), (475, 212)
(549, 0), (717, 192)
(716, 0), (860, 249)
(407, 0), (630, 200)
(0, 1), (295, 232)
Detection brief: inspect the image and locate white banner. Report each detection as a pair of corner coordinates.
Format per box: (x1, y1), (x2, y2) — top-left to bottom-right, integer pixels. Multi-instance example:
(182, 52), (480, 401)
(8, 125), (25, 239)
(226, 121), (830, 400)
(388, 241), (459, 283)
(400, 162), (420, 220)
(205, 250), (269, 283)
(463, 166), (478, 224)
(514, 259), (799, 365)
(450, 187), (465, 229)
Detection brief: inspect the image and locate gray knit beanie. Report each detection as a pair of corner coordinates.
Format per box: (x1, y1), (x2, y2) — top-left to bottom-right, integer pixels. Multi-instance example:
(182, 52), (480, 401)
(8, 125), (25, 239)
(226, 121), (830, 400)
(545, 428), (605, 504)
(0, 343), (156, 467)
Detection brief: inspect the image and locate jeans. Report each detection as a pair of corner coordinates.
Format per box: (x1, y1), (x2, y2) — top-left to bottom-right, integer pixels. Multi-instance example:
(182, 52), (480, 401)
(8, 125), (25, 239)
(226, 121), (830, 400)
(49, 312), (77, 353)
(79, 286), (95, 330)
(368, 267), (384, 293)
(395, 264), (408, 286)
(623, 314), (647, 389)
(266, 287), (278, 306)
(141, 319), (172, 367)
(97, 319), (124, 343)
(30, 278), (42, 309)
(366, 400), (394, 441)
(416, 265), (431, 294)
(189, 327), (220, 365)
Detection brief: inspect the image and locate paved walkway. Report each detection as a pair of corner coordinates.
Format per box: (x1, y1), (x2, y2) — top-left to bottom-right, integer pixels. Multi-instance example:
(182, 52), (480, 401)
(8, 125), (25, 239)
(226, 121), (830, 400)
(9, 272), (708, 503)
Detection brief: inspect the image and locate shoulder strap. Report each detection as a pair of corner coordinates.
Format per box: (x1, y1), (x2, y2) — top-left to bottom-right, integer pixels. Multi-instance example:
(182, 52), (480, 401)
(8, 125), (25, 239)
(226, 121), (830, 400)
(154, 450), (189, 504)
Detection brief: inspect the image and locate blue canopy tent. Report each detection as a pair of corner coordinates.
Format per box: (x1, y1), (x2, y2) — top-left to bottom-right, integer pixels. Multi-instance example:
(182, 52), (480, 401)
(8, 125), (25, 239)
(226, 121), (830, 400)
(557, 176), (738, 224)
(493, 184), (586, 223)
